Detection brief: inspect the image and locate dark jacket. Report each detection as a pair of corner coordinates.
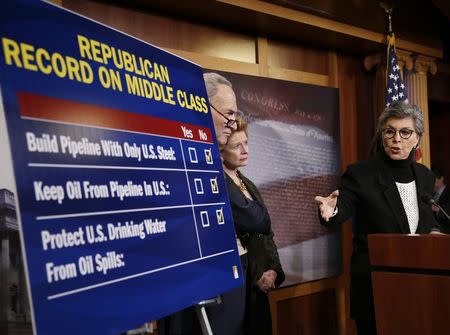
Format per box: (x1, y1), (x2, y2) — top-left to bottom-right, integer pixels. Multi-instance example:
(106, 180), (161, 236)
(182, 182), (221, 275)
(436, 185), (450, 233)
(322, 154), (438, 320)
(225, 172), (284, 335)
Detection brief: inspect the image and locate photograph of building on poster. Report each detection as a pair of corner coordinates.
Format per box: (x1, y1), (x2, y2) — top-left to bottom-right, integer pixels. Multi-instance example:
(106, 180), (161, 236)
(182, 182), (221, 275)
(207, 70), (342, 286)
(0, 100), (31, 333)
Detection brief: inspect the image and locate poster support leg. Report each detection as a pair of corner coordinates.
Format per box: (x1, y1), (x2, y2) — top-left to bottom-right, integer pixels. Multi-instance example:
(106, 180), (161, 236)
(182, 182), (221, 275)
(124, 322), (154, 334)
(124, 296), (221, 335)
(195, 296), (222, 335)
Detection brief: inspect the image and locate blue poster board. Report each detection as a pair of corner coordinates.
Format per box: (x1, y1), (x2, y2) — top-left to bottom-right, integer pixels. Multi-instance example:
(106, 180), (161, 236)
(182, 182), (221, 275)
(0, 1), (243, 334)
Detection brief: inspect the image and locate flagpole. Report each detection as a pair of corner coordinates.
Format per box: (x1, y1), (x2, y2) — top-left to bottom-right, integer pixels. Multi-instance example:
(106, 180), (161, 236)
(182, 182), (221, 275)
(380, 2), (393, 35)
(381, 2), (408, 109)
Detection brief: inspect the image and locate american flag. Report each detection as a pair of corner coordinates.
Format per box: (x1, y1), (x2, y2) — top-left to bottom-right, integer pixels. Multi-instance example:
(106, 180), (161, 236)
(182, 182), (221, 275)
(385, 35), (408, 107)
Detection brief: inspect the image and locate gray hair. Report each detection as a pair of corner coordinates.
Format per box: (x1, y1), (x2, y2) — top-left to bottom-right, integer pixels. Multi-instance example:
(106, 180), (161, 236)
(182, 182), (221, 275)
(203, 72), (232, 101)
(376, 101), (424, 136)
(371, 101), (424, 157)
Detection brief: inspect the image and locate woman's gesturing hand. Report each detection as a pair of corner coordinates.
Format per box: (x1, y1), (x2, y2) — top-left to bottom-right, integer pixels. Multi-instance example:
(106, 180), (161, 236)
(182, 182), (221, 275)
(314, 190), (339, 222)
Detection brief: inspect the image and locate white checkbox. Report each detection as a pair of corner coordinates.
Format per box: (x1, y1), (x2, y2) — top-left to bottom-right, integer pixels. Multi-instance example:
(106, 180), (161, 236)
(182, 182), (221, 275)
(188, 147), (198, 163)
(194, 178), (204, 194)
(200, 211), (210, 227)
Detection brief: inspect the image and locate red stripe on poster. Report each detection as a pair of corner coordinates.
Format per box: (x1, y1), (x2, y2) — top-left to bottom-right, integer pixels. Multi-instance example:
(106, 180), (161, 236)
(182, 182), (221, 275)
(17, 92), (213, 143)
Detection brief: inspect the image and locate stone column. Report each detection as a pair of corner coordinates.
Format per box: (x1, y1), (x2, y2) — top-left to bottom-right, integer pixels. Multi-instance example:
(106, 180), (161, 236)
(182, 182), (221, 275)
(404, 55), (437, 167)
(0, 232), (10, 322)
(18, 251), (30, 321)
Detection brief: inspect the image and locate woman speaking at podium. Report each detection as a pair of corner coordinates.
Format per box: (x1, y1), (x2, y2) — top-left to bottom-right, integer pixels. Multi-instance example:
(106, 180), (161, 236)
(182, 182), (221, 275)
(315, 101), (440, 335)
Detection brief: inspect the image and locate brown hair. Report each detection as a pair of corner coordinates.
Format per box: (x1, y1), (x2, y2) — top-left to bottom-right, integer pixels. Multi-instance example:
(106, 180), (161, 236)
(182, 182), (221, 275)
(235, 117), (248, 135)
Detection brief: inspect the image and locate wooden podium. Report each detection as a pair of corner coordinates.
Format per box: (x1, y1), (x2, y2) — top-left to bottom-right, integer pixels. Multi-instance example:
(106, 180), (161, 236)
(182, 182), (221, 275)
(368, 234), (450, 335)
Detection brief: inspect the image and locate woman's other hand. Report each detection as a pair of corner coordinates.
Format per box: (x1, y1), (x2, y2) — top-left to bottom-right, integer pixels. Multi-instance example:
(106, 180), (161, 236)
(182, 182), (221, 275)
(256, 270), (277, 292)
(429, 230), (445, 235)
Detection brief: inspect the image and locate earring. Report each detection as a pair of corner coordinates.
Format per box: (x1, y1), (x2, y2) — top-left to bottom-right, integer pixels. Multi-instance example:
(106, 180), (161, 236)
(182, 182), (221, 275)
(414, 145), (422, 162)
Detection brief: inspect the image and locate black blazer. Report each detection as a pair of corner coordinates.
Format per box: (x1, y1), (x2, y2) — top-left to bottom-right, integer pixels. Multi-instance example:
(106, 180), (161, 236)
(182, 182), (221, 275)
(323, 154), (439, 319)
(225, 172), (285, 335)
(436, 185), (450, 233)
(225, 172), (285, 288)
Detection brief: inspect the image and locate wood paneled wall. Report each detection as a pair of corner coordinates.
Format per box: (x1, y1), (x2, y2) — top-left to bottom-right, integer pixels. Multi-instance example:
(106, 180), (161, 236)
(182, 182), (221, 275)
(60, 1), (375, 334)
(428, 68), (450, 187)
(430, 101), (450, 182)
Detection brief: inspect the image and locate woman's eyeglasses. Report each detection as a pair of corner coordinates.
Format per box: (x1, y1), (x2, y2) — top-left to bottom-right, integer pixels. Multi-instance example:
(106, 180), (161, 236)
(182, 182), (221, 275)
(382, 127), (416, 139)
(210, 104), (237, 129)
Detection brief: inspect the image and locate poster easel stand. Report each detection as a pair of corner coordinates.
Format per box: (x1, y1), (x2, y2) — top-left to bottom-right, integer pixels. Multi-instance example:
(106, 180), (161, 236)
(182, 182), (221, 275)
(125, 322), (154, 335)
(124, 296), (221, 335)
(195, 296), (222, 335)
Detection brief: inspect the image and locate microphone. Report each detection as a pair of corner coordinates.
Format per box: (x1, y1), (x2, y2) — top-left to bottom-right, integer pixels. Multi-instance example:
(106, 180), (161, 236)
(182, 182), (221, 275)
(421, 194), (450, 222)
